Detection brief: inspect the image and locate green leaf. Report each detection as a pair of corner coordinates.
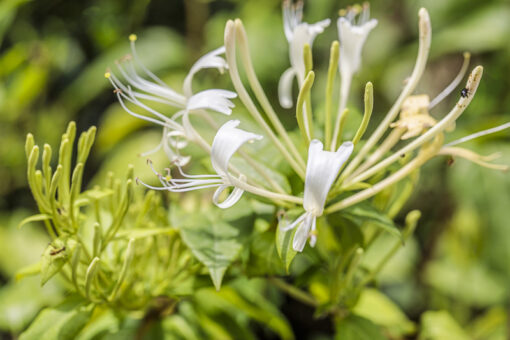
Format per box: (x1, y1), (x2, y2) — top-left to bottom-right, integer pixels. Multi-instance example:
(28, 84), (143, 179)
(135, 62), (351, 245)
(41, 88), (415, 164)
(342, 203), (401, 239)
(335, 314), (387, 340)
(419, 310), (470, 340)
(17, 214), (52, 229)
(0, 277), (61, 333)
(353, 289), (415, 337)
(15, 261), (41, 281)
(175, 200), (254, 290)
(247, 230), (285, 276)
(19, 297), (93, 340)
(327, 214), (364, 251)
(275, 213), (299, 272)
(40, 238), (76, 286)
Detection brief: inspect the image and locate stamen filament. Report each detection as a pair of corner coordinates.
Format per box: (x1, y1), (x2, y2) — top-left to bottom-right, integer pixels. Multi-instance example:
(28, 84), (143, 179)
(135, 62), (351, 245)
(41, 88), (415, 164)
(344, 66), (483, 188)
(429, 52), (470, 109)
(445, 121), (510, 147)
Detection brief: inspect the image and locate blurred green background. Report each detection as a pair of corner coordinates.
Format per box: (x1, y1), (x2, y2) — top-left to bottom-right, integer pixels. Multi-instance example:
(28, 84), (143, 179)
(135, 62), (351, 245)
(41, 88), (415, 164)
(0, 0), (509, 338)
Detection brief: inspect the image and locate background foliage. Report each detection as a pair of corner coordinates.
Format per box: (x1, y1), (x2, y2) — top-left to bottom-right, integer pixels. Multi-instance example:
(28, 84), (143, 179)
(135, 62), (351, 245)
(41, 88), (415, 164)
(0, 0), (509, 339)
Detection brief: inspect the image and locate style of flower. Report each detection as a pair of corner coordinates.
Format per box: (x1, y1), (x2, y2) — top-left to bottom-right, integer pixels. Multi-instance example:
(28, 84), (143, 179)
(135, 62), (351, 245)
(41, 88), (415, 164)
(284, 140), (354, 252)
(139, 120), (263, 209)
(279, 0), (330, 108)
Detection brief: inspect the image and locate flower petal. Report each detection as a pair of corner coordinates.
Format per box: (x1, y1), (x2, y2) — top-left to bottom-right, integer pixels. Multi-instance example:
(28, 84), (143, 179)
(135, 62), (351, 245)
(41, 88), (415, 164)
(183, 46), (228, 97)
(303, 140), (354, 216)
(289, 20), (330, 82)
(337, 17), (377, 76)
(212, 184), (245, 209)
(278, 68), (296, 108)
(210, 120), (263, 177)
(187, 89), (237, 115)
(292, 213), (314, 252)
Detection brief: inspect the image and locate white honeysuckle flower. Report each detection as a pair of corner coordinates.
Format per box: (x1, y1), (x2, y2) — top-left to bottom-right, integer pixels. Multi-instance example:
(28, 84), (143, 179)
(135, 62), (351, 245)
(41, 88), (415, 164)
(139, 120), (263, 209)
(284, 140), (354, 251)
(337, 4), (378, 78)
(183, 46), (228, 98)
(107, 36), (233, 164)
(279, 0), (330, 108)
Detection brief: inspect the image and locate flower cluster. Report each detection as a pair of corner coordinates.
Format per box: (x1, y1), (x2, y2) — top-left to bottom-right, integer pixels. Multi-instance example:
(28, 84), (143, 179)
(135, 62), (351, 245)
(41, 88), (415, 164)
(108, 1), (507, 252)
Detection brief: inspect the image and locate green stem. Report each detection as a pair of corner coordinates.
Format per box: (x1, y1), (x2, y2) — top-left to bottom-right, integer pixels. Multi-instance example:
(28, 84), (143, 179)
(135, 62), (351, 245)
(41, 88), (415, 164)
(269, 277), (318, 307)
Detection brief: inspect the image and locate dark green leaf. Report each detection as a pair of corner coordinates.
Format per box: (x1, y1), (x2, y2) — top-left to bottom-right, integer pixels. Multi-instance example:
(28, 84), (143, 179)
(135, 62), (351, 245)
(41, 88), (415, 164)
(342, 203), (401, 239)
(275, 211), (300, 272)
(175, 200), (255, 290)
(335, 314), (386, 340)
(19, 297), (93, 340)
(419, 310), (470, 340)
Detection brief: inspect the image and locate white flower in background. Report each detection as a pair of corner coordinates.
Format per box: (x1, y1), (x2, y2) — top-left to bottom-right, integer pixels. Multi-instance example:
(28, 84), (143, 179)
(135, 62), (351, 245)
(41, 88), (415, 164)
(279, 0), (330, 108)
(337, 4), (378, 79)
(285, 140), (354, 251)
(139, 120), (263, 209)
(107, 35), (234, 165)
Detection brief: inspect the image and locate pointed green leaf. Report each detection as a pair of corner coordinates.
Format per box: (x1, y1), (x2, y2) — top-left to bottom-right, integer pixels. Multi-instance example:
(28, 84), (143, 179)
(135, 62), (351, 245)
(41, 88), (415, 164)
(15, 261), (41, 281)
(342, 203), (401, 239)
(275, 212), (299, 272)
(175, 201), (254, 290)
(353, 289), (415, 337)
(40, 238), (76, 286)
(419, 310), (470, 340)
(19, 297), (93, 340)
(17, 214), (52, 229)
(335, 314), (386, 340)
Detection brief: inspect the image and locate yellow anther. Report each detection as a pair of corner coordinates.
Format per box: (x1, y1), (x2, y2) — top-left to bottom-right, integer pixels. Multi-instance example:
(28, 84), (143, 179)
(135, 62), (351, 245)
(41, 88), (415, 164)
(104, 72), (111, 79)
(129, 34), (137, 42)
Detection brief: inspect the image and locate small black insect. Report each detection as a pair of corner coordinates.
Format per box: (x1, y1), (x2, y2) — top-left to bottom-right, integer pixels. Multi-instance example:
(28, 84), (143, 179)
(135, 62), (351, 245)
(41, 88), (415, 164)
(50, 246), (66, 256)
(460, 87), (469, 98)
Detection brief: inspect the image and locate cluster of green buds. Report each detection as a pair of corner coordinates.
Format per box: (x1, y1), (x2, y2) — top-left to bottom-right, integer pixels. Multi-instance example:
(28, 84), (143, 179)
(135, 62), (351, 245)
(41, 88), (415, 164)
(19, 122), (197, 309)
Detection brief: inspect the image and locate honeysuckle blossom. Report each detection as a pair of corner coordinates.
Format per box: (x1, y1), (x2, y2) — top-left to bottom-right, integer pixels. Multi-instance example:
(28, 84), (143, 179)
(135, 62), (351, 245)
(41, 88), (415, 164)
(337, 4), (377, 79)
(107, 36), (234, 165)
(279, 0), (330, 108)
(285, 140), (354, 252)
(140, 120), (263, 209)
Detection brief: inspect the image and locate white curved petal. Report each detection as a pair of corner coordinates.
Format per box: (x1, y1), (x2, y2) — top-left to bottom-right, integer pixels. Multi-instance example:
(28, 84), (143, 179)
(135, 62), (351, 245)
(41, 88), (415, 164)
(183, 46), (228, 97)
(337, 17), (377, 76)
(303, 140), (354, 216)
(212, 184), (245, 209)
(187, 89), (237, 115)
(292, 213), (314, 252)
(289, 20), (330, 83)
(278, 68), (297, 108)
(210, 120), (263, 177)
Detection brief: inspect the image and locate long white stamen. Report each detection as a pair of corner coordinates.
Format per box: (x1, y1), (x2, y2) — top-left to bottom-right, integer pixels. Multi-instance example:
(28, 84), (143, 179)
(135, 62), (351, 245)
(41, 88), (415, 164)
(445, 122), (510, 147)
(129, 35), (169, 88)
(113, 90), (167, 127)
(429, 52), (470, 109)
